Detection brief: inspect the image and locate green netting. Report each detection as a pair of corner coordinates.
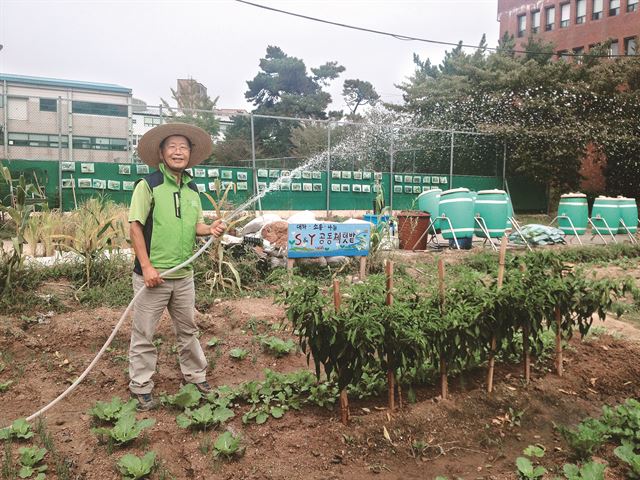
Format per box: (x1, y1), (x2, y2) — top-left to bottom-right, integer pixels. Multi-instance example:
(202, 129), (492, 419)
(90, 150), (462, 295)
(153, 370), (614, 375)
(0, 160), (547, 213)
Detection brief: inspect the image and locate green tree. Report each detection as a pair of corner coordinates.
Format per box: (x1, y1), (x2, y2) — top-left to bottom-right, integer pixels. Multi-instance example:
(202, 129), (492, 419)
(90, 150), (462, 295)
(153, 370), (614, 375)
(342, 79), (380, 117)
(220, 45), (345, 161)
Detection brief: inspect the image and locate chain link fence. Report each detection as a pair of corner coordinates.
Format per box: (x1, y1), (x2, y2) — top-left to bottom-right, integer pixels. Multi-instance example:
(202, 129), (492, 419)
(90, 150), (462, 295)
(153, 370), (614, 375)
(1, 96), (545, 212)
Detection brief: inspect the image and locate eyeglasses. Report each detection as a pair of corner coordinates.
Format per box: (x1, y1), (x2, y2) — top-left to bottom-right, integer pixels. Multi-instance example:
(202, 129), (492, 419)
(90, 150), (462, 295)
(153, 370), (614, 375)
(164, 144), (191, 152)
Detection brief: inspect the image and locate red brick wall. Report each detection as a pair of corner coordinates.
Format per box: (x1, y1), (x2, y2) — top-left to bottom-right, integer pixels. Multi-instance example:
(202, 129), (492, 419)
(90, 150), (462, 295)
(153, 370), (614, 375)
(497, 0), (640, 53)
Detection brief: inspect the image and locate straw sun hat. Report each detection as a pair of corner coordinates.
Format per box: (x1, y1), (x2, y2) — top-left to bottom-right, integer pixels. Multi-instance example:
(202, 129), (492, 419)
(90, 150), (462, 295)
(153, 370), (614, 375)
(136, 122), (214, 168)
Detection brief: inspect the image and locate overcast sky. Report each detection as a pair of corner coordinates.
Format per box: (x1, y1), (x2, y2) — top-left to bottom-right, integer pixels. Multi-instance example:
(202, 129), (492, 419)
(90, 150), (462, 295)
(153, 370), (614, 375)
(0, 0), (499, 112)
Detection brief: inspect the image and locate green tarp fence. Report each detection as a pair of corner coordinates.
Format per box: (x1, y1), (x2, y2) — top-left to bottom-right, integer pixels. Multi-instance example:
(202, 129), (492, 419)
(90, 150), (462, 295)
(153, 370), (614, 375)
(0, 160), (548, 213)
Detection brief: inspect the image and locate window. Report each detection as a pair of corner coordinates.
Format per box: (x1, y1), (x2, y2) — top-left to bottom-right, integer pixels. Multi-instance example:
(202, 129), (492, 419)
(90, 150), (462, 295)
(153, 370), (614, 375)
(558, 50), (571, 61)
(8, 98), (28, 120)
(143, 116), (161, 127)
(560, 3), (571, 27)
(39, 98), (57, 112)
(517, 14), (527, 37)
(72, 101), (127, 117)
(72, 136), (127, 151)
(532, 11), (541, 33)
(546, 6), (556, 30)
(573, 47), (585, 63)
(628, 0), (638, 12)
(7, 132), (68, 148)
(132, 118), (137, 124)
(593, 0), (604, 19)
(625, 37), (637, 55)
(576, 0), (587, 23)
(609, 0), (620, 15)
(610, 40), (620, 56)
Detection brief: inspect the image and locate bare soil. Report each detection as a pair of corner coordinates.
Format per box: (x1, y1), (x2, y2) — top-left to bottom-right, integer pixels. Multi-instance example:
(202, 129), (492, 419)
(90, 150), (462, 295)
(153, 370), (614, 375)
(2, 289), (640, 479)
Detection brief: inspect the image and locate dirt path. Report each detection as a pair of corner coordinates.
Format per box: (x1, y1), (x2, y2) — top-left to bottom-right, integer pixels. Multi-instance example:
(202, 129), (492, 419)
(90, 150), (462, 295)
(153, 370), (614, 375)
(603, 315), (640, 341)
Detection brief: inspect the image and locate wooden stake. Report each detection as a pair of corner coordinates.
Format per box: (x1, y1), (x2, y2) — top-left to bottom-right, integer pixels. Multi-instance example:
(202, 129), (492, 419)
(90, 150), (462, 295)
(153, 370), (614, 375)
(555, 306), (563, 377)
(286, 258), (295, 275)
(333, 279), (350, 425)
(385, 260), (395, 410)
(487, 236), (508, 394)
(437, 258), (448, 400)
(523, 324), (531, 384)
(520, 264), (531, 384)
(359, 256), (367, 281)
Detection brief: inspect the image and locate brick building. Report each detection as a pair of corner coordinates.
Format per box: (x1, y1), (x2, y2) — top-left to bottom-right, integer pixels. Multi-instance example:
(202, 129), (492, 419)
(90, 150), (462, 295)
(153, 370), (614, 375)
(497, 0), (639, 56)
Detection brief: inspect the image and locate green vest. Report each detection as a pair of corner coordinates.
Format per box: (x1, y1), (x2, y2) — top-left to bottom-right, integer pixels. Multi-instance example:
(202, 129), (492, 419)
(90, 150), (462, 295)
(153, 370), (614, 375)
(132, 164), (202, 278)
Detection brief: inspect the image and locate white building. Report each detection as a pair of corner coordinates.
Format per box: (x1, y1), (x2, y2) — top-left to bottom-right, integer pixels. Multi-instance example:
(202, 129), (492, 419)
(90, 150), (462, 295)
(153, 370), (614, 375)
(0, 73), (132, 163)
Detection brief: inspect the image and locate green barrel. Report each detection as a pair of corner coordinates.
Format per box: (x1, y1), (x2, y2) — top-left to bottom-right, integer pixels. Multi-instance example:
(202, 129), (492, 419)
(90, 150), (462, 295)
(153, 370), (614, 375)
(474, 189), (508, 238)
(617, 196), (638, 234)
(506, 194), (514, 229)
(591, 196), (619, 235)
(417, 188), (442, 230)
(558, 193), (588, 235)
(439, 188), (475, 239)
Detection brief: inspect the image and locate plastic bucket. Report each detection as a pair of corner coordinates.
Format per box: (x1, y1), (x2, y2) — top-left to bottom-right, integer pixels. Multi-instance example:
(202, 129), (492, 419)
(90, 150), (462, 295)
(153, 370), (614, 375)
(617, 197), (638, 234)
(439, 188), (475, 240)
(474, 189), (508, 238)
(591, 196), (619, 235)
(558, 193), (588, 235)
(396, 211), (431, 250)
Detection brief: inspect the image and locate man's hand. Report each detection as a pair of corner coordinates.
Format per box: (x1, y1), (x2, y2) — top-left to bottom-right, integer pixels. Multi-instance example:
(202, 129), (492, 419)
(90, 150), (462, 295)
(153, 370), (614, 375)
(142, 265), (164, 288)
(210, 219), (226, 238)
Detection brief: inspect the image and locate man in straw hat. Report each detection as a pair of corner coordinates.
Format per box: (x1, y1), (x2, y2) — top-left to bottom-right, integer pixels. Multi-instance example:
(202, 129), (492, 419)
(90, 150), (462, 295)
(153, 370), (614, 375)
(128, 122), (224, 411)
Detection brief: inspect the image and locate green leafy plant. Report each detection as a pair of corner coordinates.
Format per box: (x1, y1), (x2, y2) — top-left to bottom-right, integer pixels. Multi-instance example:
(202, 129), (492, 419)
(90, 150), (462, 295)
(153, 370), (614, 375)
(88, 397), (137, 423)
(563, 461), (606, 480)
(161, 383), (202, 409)
(0, 418), (34, 441)
(117, 451), (157, 480)
(206, 337), (221, 347)
(523, 444), (545, 458)
(92, 413), (155, 446)
(229, 348), (248, 360)
(557, 418), (610, 460)
(0, 381), (13, 393)
(516, 457), (546, 480)
(176, 404), (234, 430)
(260, 336), (295, 357)
(212, 431), (244, 459)
(17, 446), (47, 479)
(614, 440), (640, 479)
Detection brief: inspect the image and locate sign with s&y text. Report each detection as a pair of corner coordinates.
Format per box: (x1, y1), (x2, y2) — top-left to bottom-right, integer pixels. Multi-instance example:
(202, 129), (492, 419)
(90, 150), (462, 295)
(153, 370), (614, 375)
(287, 223), (370, 258)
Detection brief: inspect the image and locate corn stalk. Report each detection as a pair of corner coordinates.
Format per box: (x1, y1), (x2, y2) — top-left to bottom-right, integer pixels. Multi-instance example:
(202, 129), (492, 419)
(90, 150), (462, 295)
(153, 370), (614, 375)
(201, 180), (248, 292)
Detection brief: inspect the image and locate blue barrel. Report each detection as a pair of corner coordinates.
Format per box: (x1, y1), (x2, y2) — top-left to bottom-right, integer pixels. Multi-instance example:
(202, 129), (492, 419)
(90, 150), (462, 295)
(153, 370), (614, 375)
(474, 189), (508, 238)
(417, 188), (442, 230)
(558, 193), (588, 235)
(591, 196), (619, 235)
(439, 188), (475, 239)
(617, 197), (638, 234)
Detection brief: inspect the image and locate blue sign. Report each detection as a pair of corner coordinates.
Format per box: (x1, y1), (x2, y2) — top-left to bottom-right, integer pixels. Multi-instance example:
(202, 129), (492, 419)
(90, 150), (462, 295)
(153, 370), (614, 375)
(287, 223), (370, 258)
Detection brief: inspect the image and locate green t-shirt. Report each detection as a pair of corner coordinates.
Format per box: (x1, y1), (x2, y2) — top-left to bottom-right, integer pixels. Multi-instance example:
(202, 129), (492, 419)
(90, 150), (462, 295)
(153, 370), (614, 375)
(129, 164), (204, 279)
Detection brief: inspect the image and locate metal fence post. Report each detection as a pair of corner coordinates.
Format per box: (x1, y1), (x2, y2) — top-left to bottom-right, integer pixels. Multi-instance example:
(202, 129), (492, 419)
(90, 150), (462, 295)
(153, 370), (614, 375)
(2, 80), (8, 160)
(250, 114), (261, 213)
(502, 140), (507, 190)
(67, 92), (73, 162)
(449, 130), (455, 187)
(389, 130), (395, 212)
(58, 96), (63, 210)
(326, 122), (331, 218)
(159, 104), (163, 125)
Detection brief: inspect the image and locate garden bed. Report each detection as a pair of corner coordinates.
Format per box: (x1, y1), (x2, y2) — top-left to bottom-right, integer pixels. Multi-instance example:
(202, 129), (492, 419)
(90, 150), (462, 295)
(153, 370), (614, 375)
(2, 289), (640, 479)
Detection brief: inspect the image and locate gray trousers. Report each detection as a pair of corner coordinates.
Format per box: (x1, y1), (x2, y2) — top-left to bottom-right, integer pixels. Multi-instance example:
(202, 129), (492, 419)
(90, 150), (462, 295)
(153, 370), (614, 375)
(129, 273), (207, 394)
